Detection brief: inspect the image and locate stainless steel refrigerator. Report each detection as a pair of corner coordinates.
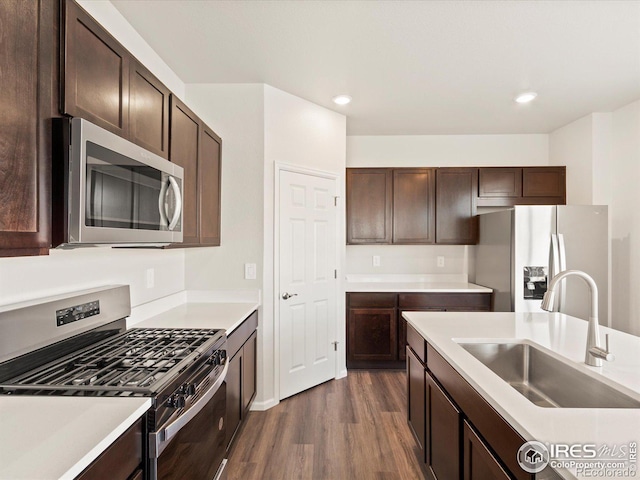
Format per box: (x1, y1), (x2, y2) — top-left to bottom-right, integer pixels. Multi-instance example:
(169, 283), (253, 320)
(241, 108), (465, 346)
(475, 205), (608, 323)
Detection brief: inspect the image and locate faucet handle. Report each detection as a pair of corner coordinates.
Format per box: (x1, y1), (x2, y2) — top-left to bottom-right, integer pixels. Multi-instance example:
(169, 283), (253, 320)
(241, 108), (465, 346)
(590, 334), (615, 363)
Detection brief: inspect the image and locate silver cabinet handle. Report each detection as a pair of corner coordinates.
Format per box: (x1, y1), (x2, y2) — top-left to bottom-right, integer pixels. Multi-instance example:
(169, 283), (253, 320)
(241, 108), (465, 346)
(282, 292), (298, 300)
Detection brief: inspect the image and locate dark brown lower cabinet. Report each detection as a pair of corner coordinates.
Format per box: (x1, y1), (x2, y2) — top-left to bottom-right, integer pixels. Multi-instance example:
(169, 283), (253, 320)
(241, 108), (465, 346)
(75, 418), (143, 480)
(407, 347), (425, 457)
(406, 321), (565, 480)
(426, 371), (461, 480)
(347, 307), (397, 367)
(226, 311), (258, 451)
(463, 420), (510, 480)
(347, 292), (492, 369)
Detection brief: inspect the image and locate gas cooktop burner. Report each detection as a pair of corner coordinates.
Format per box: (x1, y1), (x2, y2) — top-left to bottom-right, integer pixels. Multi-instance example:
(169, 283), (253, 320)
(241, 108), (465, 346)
(0, 328), (224, 395)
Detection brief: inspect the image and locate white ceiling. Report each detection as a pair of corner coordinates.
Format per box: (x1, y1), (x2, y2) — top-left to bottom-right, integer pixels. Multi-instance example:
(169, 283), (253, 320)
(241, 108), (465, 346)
(111, 0), (640, 135)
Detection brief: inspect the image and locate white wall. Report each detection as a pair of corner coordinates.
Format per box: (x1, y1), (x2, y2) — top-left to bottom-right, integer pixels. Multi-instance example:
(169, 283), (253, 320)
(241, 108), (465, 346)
(610, 100), (640, 335)
(184, 84), (265, 292)
(549, 115), (594, 204)
(549, 100), (640, 335)
(347, 134), (548, 167)
(0, 248), (184, 307)
(346, 245), (470, 276)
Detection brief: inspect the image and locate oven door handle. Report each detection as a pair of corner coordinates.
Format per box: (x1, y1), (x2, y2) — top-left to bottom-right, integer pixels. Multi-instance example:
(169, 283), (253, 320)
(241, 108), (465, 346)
(150, 360), (228, 458)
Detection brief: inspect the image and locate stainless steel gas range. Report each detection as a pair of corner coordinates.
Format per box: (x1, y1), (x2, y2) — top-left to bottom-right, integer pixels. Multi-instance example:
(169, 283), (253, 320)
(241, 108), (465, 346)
(0, 285), (228, 480)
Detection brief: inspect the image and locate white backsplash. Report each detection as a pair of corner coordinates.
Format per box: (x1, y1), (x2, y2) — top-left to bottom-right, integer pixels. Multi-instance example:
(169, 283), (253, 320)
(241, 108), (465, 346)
(346, 244), (476, 280)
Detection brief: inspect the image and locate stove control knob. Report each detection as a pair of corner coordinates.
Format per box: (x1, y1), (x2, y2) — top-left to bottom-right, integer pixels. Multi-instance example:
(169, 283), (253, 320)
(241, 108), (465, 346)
(186, 383), (196, 395)
(173, 394), (186, 409)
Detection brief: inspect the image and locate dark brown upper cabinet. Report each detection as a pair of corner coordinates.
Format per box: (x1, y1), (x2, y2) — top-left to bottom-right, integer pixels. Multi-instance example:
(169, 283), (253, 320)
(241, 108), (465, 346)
(199, 125), (222, 246)
(170, 96), (200, 246)
(435, 168), (478, 245)
(0, 0), (57, 257)
(478, 167), (522, 198)
(129, 60), (170, 159)
(478, 166), (566, 206)
(346, 168), (393, 244)
(169, 95), (222, 247)
(63, 0), (172, 159)
(63, 0), (130, 137)
(393, 168), (435, 244)
(523, 166), (566, 200)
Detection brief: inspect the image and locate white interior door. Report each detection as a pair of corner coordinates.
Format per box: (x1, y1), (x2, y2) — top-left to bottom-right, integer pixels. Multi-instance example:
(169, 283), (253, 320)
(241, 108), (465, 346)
(279, 169), (337, 400)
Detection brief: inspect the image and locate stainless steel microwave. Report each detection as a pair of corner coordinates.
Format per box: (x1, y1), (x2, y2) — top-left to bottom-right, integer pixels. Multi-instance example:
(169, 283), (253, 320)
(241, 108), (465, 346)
(53, 118), (183, 247)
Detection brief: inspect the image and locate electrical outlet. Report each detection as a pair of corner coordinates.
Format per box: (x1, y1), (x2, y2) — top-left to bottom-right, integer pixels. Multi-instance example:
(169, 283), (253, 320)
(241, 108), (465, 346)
(146, 268), (155, 289)
(244, 263), (257, 280)
(437, 256), (445, 268)
(373, 255), (381, 267)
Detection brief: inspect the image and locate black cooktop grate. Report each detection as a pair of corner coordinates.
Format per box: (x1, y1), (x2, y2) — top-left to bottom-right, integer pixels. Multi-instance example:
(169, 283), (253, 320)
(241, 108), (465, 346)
(0, 328), (223, 395)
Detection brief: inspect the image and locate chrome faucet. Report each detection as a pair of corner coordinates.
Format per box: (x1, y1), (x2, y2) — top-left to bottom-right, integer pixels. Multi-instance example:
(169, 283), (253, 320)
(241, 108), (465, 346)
(541, 269), (614, 367)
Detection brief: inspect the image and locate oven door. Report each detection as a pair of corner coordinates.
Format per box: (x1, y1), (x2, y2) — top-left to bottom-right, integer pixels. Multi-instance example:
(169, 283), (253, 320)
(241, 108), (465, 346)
(150, 362), (228, 480)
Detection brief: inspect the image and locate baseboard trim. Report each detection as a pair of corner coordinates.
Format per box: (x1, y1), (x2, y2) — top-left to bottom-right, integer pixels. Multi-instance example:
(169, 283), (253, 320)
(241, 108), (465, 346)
(250, 398), (279, 411)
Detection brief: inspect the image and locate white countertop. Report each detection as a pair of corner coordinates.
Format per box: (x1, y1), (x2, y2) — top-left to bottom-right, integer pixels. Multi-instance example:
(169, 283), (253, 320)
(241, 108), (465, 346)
(345, 273), (492, 293)
(0, 396), (150, 480)
(131, 301), (259, 334)
(347, 281), (492, 293)
(403, 311), (640, 480)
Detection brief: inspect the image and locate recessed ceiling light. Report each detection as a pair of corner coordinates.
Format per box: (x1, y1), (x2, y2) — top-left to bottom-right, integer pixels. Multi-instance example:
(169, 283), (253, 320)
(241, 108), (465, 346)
(515, 92), (538, 104)
(332, 94), (352, 105)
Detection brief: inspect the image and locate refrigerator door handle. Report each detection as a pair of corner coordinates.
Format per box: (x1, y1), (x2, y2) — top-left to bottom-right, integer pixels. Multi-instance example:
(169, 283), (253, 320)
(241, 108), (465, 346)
(557, 233), (567, 311)
(550, 234), (561, 311)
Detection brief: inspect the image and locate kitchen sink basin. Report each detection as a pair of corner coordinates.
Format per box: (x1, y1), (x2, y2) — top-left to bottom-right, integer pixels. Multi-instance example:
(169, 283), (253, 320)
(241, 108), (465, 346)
(458, 342), (640, 408)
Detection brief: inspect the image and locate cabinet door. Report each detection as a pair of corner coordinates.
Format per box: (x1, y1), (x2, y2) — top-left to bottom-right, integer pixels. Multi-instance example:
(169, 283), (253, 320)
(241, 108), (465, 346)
(347, 307), (397, 367)
(0, 0), (54, 257)
(478, 167), (522, 198)
(129, 60), (170, 159)
(169, 95), (200, 245)
(436, 168), (478, 244)
(522, 167), (566, 201)
(226, 349), (242, 450)
(398, 318), (407, 362)
(426, 371), (461, 480)
(346, 168), (393, 244)
(463, 421), (510, 480)
(393, 168), (435, 244)
(63, 0), (129, 136)
(199, 126), (222, 246)
(242, 331), (257, 413)
(407, 347), (426, 461)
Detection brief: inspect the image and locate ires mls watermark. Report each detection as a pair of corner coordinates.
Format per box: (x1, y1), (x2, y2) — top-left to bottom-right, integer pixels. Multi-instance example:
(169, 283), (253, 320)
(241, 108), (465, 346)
(518, 440), (637, 477)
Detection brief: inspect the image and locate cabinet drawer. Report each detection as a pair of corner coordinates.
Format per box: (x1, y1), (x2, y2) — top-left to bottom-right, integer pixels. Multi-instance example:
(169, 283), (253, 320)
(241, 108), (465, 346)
(227, 310), (258, 359)
(347, 292), (397, 308)
(406, 323), (426, 364)
(399, 293), (491, 310)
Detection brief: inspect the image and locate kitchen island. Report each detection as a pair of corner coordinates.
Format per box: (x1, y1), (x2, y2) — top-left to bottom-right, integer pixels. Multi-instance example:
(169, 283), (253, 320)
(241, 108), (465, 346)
(403, 310), (640, 480)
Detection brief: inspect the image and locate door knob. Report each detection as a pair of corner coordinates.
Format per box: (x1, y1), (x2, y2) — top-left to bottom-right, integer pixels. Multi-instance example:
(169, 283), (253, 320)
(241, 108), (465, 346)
(282, 292), (298, 300)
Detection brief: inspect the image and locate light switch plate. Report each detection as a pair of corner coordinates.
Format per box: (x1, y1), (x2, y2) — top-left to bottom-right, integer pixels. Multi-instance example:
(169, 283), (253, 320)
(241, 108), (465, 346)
(244, 263), (257, 280)
(437, 256), (445, 268)
(373, 255), (381, 267)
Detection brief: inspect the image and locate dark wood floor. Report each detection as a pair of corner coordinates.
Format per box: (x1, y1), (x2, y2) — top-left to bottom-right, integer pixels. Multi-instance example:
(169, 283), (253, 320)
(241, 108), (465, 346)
(226, 370), (427, 479)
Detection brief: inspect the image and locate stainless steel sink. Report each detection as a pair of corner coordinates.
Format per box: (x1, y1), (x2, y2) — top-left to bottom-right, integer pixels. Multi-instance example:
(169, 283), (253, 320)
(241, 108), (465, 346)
(458, 342), (640, 408)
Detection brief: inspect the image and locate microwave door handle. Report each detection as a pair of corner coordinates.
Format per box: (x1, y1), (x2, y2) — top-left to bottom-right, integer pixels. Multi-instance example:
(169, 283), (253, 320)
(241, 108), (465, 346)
(158, 177), (169, 228)
(167, 176), (182, 231)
